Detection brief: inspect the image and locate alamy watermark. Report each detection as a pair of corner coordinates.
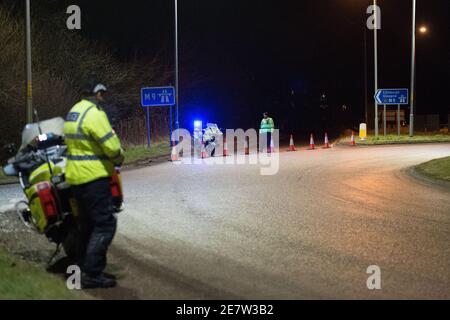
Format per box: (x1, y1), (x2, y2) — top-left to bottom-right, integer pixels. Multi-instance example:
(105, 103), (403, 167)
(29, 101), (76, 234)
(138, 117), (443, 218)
(171, 128), (280, 176)
(66, 265), (81, 290)
(366, 5), (382, 30)
(66, 5), (81, 30)
(66, 4), (381, 31)
(366, 265), (381, 290)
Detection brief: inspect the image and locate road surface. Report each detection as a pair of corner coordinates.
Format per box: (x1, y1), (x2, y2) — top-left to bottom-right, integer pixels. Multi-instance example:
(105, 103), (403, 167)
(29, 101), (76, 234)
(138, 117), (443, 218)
(1, 143), (449, 299)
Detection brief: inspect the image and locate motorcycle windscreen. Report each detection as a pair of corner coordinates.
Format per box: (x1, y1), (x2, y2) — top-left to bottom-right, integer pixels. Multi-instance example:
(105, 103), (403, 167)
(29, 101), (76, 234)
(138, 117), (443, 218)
(20, 117), (65, 151)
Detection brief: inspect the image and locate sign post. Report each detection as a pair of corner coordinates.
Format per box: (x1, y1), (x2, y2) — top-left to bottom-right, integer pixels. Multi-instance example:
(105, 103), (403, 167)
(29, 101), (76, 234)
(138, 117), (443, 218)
(141, 86), (176, 148)
(397, 104), (401, 137)
(146, 107), (151, 148)
(375, 88), (409, 137)
(169, 105), (173, 143)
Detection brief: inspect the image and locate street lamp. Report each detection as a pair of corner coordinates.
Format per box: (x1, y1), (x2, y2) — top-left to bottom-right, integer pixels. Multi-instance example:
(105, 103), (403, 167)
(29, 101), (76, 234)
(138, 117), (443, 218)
(25, 0), (33, 124)
(174, 0), (180, 133)
(409, 0), (416, 137)
(373, 0), (379, 138)
(409, 19), (428, 137)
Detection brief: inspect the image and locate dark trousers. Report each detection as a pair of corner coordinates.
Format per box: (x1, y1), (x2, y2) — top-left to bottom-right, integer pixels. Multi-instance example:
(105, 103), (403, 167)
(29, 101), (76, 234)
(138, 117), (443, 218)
(267, 132), (272, 151)
(259, 132), (272, 152)
(72, 177), (117, 276)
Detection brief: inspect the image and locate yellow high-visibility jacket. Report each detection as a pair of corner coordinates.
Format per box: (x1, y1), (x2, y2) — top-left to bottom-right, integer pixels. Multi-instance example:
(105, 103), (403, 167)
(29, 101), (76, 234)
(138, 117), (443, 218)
(64, 99), (124, 185)
(260, 117), (275, 134)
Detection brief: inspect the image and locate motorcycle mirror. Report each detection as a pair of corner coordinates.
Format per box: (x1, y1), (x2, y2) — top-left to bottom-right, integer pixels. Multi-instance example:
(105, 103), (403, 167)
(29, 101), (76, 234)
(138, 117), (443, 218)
(2, 164), (18, 177)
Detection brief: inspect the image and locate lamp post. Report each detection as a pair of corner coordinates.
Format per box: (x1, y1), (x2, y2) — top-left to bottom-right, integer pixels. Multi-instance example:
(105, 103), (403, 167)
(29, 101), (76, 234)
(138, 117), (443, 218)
(373, 0), (379, 138)
(409, 0), (416, 137)
(174, 0), (180, 133)
(25, 0), (33, 124)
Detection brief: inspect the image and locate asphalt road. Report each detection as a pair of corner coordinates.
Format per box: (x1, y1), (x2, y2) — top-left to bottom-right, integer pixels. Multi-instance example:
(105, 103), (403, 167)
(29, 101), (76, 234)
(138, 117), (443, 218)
(1, 143), (449, 299)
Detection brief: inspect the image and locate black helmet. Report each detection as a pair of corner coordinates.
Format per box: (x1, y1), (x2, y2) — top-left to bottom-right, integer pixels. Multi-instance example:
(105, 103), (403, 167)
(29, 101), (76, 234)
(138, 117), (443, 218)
(81, 78), (107, 96)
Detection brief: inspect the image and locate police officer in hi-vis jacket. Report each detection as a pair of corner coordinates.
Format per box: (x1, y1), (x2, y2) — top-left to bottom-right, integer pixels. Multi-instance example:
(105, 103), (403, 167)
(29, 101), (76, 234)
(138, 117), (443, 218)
(64, 80), (124, 288)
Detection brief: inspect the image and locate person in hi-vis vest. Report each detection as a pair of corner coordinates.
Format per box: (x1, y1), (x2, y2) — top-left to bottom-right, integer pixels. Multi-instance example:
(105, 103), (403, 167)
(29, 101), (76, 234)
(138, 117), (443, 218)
(260, 112), (275, 153)
(64, 79), (123, 289)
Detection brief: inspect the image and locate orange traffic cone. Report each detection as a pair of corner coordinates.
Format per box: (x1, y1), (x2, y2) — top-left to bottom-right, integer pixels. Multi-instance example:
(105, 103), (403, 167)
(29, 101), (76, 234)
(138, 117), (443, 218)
(323, 133), (330, 149)
(170, 141), (179, 162)
(350, 131), (356, 146)
(287, 134), (296, 151)
(244, 137), (250, 155)
(308, 134), (315, 150)
(201, 139), (207, 158)
(223, 135), (229, 157)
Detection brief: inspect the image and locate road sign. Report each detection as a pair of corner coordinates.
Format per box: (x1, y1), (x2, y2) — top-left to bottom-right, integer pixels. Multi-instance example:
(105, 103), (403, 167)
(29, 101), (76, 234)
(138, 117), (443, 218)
(141, 86), (176, 148)
(141, 86), (176, 107)
(375, 88), (409, 105)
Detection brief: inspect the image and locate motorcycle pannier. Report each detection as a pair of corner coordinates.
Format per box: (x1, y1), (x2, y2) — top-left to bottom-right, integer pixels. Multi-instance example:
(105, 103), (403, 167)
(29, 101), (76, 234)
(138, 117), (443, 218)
(27, 181), (60, 232)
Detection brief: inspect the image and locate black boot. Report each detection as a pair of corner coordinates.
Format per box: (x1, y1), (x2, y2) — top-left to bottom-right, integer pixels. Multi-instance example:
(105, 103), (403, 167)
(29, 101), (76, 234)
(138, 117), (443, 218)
(102, 272), (117, 280)
(81, 273), (117, 289)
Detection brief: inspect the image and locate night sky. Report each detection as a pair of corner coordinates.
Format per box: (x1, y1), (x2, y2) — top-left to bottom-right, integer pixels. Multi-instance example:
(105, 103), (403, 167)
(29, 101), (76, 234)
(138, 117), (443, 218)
(27, 0), (450, 131)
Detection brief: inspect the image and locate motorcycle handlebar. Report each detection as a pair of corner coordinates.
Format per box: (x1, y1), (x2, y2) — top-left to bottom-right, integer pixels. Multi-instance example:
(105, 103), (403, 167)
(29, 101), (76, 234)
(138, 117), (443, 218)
(12, 152), (35, 165)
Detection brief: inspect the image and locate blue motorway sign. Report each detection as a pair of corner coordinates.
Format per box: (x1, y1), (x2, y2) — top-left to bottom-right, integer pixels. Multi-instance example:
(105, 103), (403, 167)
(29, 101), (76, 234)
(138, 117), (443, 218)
(375, 88), (409, 105)
(141, 86), (176, 107)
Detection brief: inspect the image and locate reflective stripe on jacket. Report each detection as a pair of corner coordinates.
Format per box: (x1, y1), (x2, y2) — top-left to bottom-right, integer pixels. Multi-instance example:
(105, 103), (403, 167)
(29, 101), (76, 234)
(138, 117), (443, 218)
(63, 99), (123, 185)
(260, 117), (275, 133)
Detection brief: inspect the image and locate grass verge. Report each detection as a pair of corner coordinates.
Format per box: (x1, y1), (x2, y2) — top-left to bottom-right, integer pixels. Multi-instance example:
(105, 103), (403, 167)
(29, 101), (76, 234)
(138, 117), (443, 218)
(0, 248), (91, 300)
(123, 141), (171, 166)
(340, 134), (450, 145)
(415, 157), (450, 183)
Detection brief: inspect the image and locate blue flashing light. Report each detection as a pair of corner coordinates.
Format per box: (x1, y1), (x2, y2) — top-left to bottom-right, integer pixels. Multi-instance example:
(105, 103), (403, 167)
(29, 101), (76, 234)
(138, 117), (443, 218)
(194, 120), (203, 130)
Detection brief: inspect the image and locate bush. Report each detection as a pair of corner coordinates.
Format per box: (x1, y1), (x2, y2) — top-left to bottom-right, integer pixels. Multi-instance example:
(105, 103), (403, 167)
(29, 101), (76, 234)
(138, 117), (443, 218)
(0, 5), (171, 163)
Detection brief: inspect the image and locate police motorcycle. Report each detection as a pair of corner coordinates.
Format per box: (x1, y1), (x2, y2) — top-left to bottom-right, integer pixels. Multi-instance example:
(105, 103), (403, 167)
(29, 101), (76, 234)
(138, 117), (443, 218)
(193, 123), (223, 157)
(2, 116), (123, 261)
